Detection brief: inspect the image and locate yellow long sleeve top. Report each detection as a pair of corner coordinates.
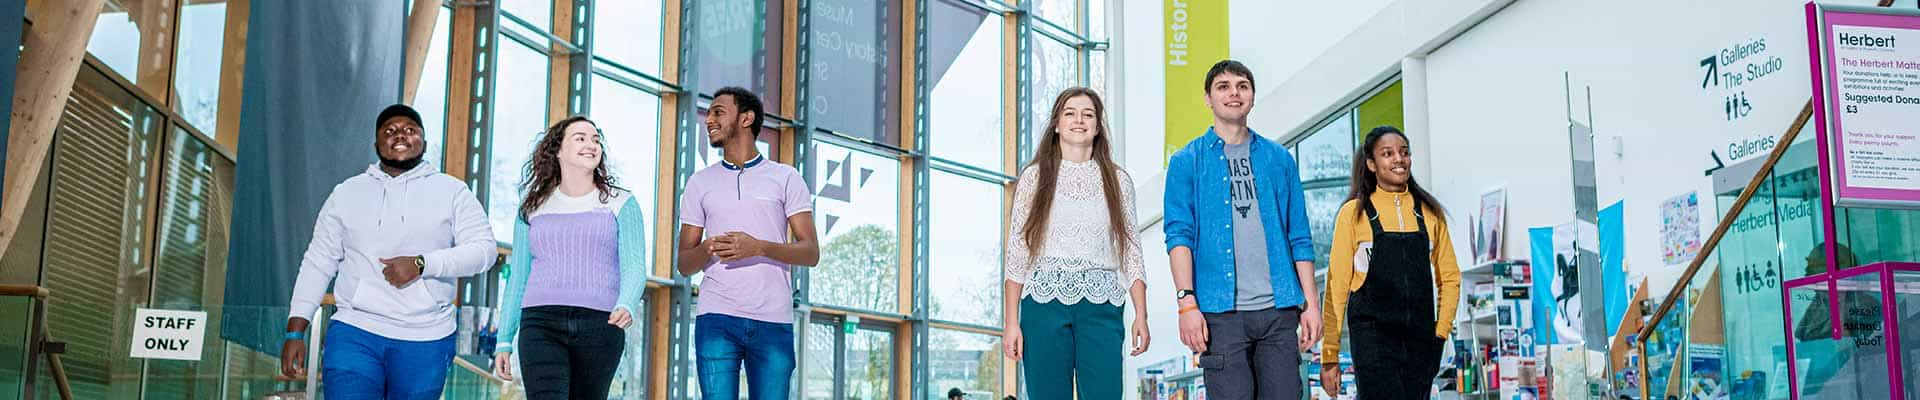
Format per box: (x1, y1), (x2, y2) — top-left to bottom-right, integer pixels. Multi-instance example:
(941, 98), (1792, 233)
(1319, 190), (1462, 366)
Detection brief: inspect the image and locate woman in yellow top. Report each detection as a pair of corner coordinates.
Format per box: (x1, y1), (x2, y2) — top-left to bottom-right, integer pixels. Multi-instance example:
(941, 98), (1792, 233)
(1318, 125), (1462, 399)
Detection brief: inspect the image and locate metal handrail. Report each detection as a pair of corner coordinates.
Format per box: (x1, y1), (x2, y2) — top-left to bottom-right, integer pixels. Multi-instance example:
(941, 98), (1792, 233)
(0, 285), (46, 298)
(452, 356), (509, 386)
(1635, 101), (1812, 342)
(0, 284), (73, 400)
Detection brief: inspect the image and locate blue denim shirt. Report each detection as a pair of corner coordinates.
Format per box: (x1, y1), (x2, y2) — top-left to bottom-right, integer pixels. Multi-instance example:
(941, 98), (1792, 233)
(1164, 128), (1315, 313)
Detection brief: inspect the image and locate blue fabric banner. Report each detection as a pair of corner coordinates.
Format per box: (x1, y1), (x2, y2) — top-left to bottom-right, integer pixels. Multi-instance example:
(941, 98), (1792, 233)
(1601, 201), (1626, 337)
(1530, 226), (1557, 344)
(220, 0), (405, 356)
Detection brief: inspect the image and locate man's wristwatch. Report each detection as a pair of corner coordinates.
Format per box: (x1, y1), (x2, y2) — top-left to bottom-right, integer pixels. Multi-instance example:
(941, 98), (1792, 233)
(413, 256), (426, 275)
(1175, 289), (1195, 300)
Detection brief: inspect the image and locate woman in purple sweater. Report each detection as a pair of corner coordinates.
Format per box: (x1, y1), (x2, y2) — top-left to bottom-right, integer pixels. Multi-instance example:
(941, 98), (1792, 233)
(490, 116), (647, 399)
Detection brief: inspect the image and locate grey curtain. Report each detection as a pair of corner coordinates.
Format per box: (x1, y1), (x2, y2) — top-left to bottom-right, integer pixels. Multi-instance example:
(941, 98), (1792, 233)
(221, 0), (404, 355)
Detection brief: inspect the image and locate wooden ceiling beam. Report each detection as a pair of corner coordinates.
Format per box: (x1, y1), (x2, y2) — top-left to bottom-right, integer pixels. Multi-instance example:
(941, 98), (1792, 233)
(0, 0), (108, 261)
(402, 0), (442, 104)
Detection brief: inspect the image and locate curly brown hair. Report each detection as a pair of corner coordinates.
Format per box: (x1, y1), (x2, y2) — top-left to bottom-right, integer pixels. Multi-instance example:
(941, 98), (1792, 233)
(518, 116), (620, 222)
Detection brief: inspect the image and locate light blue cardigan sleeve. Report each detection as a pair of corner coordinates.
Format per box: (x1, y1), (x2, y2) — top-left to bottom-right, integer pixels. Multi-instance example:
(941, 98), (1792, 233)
(614, 196), (648, 314)
(497, 195), (646, 353)
(496, 219), (533, 353)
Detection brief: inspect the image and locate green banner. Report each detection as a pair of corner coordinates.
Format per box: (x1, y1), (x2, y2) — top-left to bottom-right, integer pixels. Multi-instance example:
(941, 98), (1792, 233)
(1164, 0), (1230, 164)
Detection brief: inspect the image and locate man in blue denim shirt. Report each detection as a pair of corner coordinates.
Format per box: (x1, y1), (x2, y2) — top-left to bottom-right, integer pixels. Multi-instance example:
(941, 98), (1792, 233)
(1164, 60), (1322, 400)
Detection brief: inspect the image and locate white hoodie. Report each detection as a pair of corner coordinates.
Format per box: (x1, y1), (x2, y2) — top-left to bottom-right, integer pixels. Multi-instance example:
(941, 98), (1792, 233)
(288, 162), (497, 341)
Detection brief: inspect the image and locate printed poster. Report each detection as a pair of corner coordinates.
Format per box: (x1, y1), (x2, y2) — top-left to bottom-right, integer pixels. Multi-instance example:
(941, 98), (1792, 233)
(1476, 188), (1507, 265)
(1686, 345), (1727, 400)
(1660, 192), (1703, 266)
(1811, 6), (1920, 207)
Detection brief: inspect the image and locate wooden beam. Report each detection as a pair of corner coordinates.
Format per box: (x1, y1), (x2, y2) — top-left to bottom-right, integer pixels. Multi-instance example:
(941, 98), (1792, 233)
(650, 2), (683, 397)
(1687, 269), (1724, 346)
(1638, 340), (1650, 400)
(647, 287), (672, 400)
(443, 3), (477, 181)
(780, 0), (796, 118)
(898, 0), (916, 153)
(895, 322), (912, 400)
(1000, 10), (1020, 398)
(895, 0), (916, 319)
(773, 0), (793, 166)
(133, 0), (182, 103)
(547, 0), (574, 124)
(1608, 278), (1647, 372)
(0, 0), (107, 261)
(401, 0), (441, 104)
(778, 126), (795, 167)
(653, 96), (679, 280)
(1663, 344), (1686, 398)
(806, 307), (907, 324)
(212, 0), (247, 150)
(1002, 12), (1017, 178)
(895, 4), (921, 398)
(652, 0), (683, 281)
(897, 169), (915, 315)
(928, 321), (1001, 337)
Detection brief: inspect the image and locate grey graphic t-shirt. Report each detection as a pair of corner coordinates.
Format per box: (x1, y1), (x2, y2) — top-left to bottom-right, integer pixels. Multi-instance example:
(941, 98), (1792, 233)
(1225, 142), (1273, 310)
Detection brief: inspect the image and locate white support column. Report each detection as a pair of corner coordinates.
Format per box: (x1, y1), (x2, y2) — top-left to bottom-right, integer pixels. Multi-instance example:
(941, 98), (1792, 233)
(1401, 56), (1433, 185)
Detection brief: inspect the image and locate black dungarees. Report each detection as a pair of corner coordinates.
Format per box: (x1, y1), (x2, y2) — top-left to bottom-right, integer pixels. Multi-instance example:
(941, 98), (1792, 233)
(1346, 201), (1446, 399)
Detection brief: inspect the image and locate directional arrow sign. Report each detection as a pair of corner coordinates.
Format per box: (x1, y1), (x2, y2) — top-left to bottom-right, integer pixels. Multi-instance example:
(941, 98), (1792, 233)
(1700, 55), (1719, 89)
(1704, 150), (1726, 176)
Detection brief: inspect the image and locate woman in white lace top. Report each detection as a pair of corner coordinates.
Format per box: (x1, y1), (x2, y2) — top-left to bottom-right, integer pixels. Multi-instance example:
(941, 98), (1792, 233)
(1002, 87), (1149, 399)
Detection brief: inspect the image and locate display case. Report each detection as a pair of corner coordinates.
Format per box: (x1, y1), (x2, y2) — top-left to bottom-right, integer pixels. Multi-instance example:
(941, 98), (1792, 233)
(1451, 260), (1537, 399)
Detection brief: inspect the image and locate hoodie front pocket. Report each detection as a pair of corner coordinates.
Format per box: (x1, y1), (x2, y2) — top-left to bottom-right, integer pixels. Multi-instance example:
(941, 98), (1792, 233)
(350, 275), (440, 321)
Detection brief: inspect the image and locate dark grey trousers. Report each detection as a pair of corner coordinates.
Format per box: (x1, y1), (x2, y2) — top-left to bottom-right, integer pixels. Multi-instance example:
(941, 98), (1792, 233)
(1198, 307), (1304, 400)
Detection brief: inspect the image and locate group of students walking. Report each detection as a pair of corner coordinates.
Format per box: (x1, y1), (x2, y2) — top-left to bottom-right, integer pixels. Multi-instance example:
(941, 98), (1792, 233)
(273, 58), (1458, 400)
(277, 86), (815, 400)
(1002, 60), (1463, 400)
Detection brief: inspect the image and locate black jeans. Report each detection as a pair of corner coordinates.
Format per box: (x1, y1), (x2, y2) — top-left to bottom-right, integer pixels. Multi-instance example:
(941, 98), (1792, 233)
(1198, 307), (1304, 400)
(519, 306), (626, 400)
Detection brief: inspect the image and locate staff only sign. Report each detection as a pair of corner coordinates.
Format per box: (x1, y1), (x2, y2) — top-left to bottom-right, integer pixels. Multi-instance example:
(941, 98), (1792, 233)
(130, 308), (208, 361)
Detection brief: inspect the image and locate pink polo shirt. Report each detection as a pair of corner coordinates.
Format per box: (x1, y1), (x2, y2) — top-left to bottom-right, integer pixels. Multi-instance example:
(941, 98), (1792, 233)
(679, 155), (812, 323)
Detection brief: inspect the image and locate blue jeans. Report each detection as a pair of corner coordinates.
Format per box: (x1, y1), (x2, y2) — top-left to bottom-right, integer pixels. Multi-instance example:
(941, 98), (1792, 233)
(695, 313), (795, 400)
(321, 321), (457, 400)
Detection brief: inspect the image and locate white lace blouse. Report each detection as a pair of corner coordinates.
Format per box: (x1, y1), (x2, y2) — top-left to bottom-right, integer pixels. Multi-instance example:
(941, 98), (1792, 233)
(1004, 159), (1148, 305)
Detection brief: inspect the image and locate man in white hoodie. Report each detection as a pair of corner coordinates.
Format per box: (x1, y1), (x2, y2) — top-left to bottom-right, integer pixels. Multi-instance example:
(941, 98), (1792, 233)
(278, 104), (498, 399)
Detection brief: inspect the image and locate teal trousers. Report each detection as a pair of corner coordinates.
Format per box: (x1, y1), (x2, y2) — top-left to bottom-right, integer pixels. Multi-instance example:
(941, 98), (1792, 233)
(1019, 297), (1124, 399)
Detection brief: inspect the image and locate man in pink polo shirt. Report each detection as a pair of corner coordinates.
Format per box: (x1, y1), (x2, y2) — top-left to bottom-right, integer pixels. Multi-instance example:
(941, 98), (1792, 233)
(676, 87), (820, 400)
